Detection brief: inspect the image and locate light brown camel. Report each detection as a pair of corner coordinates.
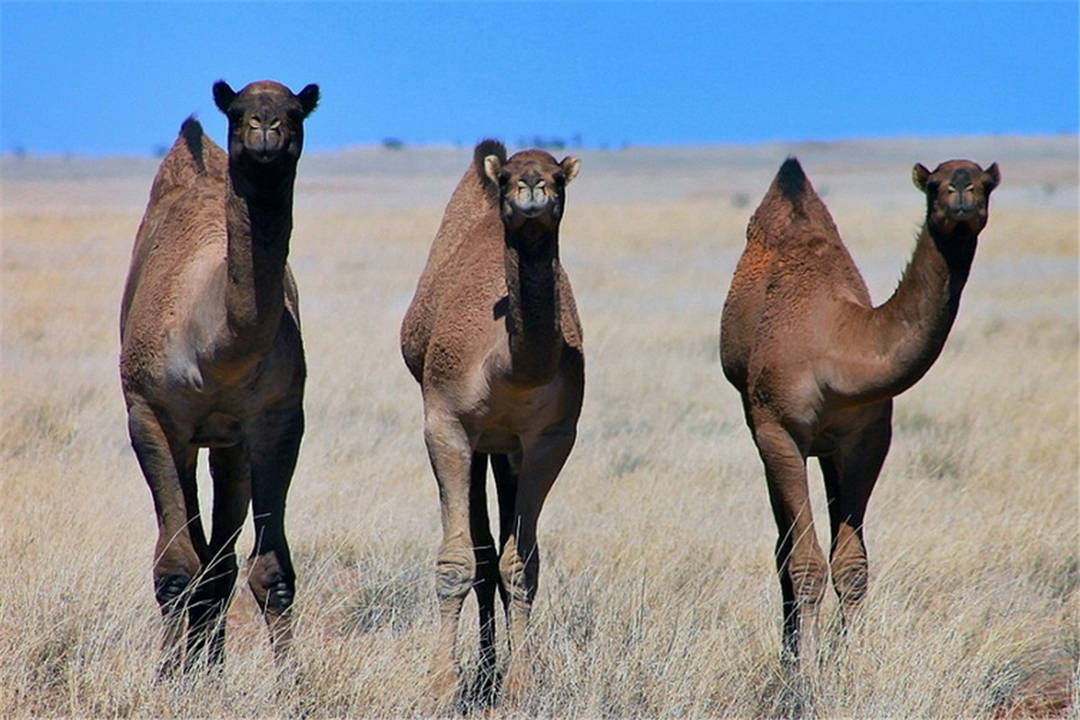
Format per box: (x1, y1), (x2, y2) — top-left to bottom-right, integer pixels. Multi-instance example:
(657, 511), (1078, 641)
(401, 140), (584, 708)
(120, 79), (318, 675)
(720, 157), (999, 662)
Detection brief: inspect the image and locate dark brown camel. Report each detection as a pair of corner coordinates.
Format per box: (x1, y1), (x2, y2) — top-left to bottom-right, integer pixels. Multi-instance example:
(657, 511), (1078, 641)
(720, 157), (999, 662)
(401, 140), (584, 709)
(120, 79), (318, 674)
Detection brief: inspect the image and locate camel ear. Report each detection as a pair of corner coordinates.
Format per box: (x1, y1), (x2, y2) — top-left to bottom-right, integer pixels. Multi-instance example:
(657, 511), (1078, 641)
(213, 81), (236, 114)
(560, 156), (581, 185)
(912, 163), (930, 192)
(297, 84), (320, 117)
(983, 162), (1001, 192)
(483, 155), (503, 185)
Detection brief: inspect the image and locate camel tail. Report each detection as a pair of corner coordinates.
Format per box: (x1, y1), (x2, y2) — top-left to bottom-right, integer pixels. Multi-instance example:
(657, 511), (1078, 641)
(179, 116), (206, 175)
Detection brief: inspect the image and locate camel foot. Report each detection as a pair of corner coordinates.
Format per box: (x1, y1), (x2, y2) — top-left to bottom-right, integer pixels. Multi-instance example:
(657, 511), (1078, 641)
(425, 665), (461, 716)
(500, 657), (535, 708)
(463, 664), (500, 713)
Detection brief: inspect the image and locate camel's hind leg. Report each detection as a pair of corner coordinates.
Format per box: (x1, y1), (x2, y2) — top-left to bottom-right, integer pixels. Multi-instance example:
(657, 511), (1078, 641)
(469, 452), (500, 706)
(186, 443), (251, 670)
(753, 419), (827, 664)
(821, 403), (892, 629)
(490, 453), (518, 617)
(499, 427), (575, 704)
(126, 398), (204, 678)
(247, 404), (303, 665)
(423, 409), (475, 711)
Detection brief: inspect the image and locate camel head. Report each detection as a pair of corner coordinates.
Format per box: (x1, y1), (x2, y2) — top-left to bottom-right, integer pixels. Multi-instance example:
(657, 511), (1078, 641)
(913, 159), (1000, 237)
(213, 80), (319, 168)
(481, 143), (580, 237)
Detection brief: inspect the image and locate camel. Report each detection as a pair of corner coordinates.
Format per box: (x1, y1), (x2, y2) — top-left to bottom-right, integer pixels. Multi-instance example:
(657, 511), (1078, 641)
(119, 79), (318, 675)
(400, 140), (584, 708)
(719, 157), (999, 663)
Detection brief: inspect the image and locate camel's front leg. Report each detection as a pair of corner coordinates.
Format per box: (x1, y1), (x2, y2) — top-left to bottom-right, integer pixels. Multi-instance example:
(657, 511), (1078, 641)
(126, 398), (204, 678)
(423, 408), (475, 713)
(247, 403), (303, 666)
(753, 419), (827, 666)
(821, 404), (891, 630)
(499, 426), (575, 705)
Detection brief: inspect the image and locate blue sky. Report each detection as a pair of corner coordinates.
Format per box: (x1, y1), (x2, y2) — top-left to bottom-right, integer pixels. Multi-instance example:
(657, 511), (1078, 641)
(2, 2), (1077, 155)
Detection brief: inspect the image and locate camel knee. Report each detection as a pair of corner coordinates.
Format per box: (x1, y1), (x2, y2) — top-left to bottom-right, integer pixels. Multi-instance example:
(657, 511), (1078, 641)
(499, 539), (537, 605)
(787, 556), (828, 607)
(247, 552), (294, 615)
(831, 557), (869, 606)
(154, 573), (193, 615)
(152, 547), (203, 614)
(435, 546), (476, 603)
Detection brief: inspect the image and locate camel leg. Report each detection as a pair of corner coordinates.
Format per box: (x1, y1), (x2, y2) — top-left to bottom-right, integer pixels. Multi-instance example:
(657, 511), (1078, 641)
(490, 453), (518, 619)
(754, 420), (827, 664)
(186, 442), (251, 670)
(469, 452), (500, 706)
(126, 399), (205, 677)
(247, 405), (303, 665)
(423, 409), (475, 711)
(499, 428), (575, 705)
(821, 404), (892, 629)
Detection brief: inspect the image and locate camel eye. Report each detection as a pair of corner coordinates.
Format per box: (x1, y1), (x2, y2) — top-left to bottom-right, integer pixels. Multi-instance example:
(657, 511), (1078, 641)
(553, 172), (566, 186)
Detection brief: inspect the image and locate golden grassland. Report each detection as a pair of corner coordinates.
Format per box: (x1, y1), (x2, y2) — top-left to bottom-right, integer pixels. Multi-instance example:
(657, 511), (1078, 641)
(1, 135), (1076, 717)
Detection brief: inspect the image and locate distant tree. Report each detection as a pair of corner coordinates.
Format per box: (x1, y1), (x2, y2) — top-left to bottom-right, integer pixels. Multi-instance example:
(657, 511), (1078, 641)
(381, 137), (405, 150)
(153, 144), (169, 158)
(531, 136), (566, 150)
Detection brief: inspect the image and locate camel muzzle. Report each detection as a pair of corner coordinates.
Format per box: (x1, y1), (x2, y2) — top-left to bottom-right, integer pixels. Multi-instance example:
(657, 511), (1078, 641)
(509, 180), (555, 218)
(244, 127), (286, 163)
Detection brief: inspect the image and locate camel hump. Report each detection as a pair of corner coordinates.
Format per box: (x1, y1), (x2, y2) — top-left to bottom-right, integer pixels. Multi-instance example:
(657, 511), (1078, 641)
(473, 138), (507, 167)
(766, 155), (828, 221)
(179, 116), (207, 175)
(776, 157), (808, 202)
(473, 138), (506, 182)
(746, 157), (838, 247)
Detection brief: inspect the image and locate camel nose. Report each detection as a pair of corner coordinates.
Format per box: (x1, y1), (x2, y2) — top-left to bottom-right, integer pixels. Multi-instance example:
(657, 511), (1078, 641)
(512, 173), (551, 214)
(245, 117), (285, 158)
(948, 184), (975, 215)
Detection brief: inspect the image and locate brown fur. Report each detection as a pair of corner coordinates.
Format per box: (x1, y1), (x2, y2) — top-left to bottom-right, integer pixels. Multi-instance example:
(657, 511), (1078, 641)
(120, 79), (318, 675)
(720, 157), (1000, 663)
(401, 140), (583, 709)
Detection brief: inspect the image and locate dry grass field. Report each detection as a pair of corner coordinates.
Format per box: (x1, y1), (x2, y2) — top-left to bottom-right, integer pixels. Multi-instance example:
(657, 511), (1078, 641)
(1, 135), (1076, 718)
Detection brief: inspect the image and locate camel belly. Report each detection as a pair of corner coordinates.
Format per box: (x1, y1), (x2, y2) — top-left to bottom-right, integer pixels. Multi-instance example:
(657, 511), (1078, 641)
(467, 376), (569, 454)
(191, 411), (244, 447)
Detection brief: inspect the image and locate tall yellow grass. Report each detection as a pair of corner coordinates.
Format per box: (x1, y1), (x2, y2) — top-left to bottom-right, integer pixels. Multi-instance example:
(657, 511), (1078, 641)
(1, 136), (1076, 717)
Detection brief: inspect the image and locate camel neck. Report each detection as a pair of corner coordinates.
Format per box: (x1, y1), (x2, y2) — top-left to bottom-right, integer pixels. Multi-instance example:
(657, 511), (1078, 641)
(224, 165), (295, 356)
(854, 222), (976, 401)
(503, 226), (562, 386)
